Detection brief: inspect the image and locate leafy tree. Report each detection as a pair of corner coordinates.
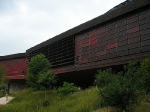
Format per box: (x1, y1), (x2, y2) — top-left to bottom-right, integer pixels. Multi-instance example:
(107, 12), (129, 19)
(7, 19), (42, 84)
(58, 82), (78, 95)
(37, 71), (57, 90)
(96, 58), (150, 111)
(138, 58), (150, 92)
(0, 65), (6, 84)
(95, 68), (115, 88)
(27, 54), (57, 91)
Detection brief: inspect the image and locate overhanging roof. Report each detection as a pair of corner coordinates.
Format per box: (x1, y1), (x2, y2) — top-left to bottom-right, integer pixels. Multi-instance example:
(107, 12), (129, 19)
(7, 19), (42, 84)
(0, 53), (26, 61)
(26, 0), (150, 54)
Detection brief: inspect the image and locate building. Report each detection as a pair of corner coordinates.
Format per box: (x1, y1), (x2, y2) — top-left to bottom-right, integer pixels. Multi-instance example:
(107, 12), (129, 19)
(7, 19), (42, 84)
(0, 0), (150, 91)
(0, 53), (27, 93)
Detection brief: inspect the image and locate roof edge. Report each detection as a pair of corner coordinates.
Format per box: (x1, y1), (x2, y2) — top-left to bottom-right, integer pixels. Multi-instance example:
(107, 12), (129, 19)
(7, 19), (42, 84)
(0, 53), (26, 61)
(26, 0), (150, 54)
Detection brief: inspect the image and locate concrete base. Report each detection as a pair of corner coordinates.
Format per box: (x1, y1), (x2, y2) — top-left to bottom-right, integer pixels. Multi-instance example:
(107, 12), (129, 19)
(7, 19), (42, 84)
(9, 83), (25, 94)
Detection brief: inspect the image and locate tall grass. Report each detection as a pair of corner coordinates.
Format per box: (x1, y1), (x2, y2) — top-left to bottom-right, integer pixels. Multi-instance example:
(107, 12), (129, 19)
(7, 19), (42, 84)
(0, 87), (150, 112)
(0, 87), (102, 112)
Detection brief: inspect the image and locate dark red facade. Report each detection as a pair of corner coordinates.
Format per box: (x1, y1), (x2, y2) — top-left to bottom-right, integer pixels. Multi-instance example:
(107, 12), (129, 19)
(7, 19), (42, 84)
(1, 0), (150, 86)
(0, 53), (27, 80)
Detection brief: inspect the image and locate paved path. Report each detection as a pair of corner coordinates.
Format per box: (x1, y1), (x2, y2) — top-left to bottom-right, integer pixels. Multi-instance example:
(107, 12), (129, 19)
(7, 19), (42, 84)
(0, 96), (14, 105)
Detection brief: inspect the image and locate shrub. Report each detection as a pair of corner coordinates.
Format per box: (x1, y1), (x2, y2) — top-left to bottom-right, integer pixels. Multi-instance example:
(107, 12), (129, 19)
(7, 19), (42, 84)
(58, 82), (78, 95)
(26, 54), (57, 91)
(96, 59), (150, 111)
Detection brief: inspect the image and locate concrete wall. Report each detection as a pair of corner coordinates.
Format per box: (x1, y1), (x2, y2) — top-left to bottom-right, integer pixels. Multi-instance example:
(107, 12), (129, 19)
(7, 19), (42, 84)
(9, 83), (25, 94)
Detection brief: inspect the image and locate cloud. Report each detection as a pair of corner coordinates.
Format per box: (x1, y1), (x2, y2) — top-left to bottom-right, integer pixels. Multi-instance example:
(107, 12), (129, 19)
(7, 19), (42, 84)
(0, 0), (125, 56)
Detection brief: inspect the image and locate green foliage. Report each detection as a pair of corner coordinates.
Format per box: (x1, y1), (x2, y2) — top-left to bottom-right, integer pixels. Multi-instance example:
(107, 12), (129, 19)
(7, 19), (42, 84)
(0, 65), (6, 84)
(37, 72), (57, 90)
(26, 54), (57, 91)
(138, 58), (150, 92)
(58, 82), (78, 95)
(28, 54), (51, 75)
(95, 68), (115, 88)
(96, 58), (150, 111)
(0, 87), (102, 112)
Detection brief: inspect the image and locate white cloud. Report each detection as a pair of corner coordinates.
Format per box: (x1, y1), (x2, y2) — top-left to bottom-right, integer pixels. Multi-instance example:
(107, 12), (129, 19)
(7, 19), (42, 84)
(0, 0), (125, 56)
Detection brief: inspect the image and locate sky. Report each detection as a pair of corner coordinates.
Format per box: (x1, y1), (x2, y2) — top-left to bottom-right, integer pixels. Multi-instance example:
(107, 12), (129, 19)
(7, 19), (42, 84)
(0, 0), (125, 56)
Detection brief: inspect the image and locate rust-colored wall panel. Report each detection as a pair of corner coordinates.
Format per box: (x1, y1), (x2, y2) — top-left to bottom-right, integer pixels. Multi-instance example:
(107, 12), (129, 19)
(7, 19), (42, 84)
(89, 30), (97, 37)
(117, 35), (127, 41)
(0, 58), (27, 76)
(128, 36), (140, 44)
(52, 68), (67, 74)
(107, 43), (117, 49)
(89, 39), (97, 45)
(127, 26), (139, 34)
(81, 58), (89, 64)
(97, 28), (106, 34)
(98, 54), (107, 60)
(97, 50), (107, 56)
(128, 31), (140, 38)
(74, 5), (150, 68)
(116, 25), (126, 32)
(107, 48), (116, 54)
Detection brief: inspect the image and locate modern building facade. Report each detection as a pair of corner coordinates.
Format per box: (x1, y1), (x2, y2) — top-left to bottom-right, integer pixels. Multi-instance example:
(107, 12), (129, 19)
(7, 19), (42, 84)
(0, 0), (150, 90)
(0, 53), (27, 93)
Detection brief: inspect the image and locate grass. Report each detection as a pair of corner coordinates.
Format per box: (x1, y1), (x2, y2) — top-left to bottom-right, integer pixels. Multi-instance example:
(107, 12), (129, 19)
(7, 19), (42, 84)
(0, 87), (150, 112)
(0, 87), (102, 112)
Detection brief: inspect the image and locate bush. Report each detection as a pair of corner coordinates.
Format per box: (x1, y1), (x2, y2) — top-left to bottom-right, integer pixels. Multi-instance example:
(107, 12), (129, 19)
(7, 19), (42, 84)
(58, 82), (78, 95)
(27, 54), (57, 91)
(96, 58), (150, 111)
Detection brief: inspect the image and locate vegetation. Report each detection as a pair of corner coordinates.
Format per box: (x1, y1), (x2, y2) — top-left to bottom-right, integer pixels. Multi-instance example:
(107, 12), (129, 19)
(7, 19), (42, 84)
(1, 57), (150, 111)
(0, 88), (101, 112)
(0, 65), (6, 85)
(0, 65), (7, 97)
(58, 82), (78, 95)
(26, 54), (57, 91)
(95, 58), (150, 111)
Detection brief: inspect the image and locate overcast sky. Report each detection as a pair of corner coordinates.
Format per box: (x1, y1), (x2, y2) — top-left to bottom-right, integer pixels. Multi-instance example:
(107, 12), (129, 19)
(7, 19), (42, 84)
(0, 0), (125, 56)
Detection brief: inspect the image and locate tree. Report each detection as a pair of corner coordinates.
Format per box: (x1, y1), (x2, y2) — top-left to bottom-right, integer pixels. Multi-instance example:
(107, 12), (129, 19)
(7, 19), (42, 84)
(27, 54), (57, 91)
(95, 58), (150, 111)
(58, 82), (78, 95)
(0, 65), (7, 95)
(0, 65), (6, 85)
